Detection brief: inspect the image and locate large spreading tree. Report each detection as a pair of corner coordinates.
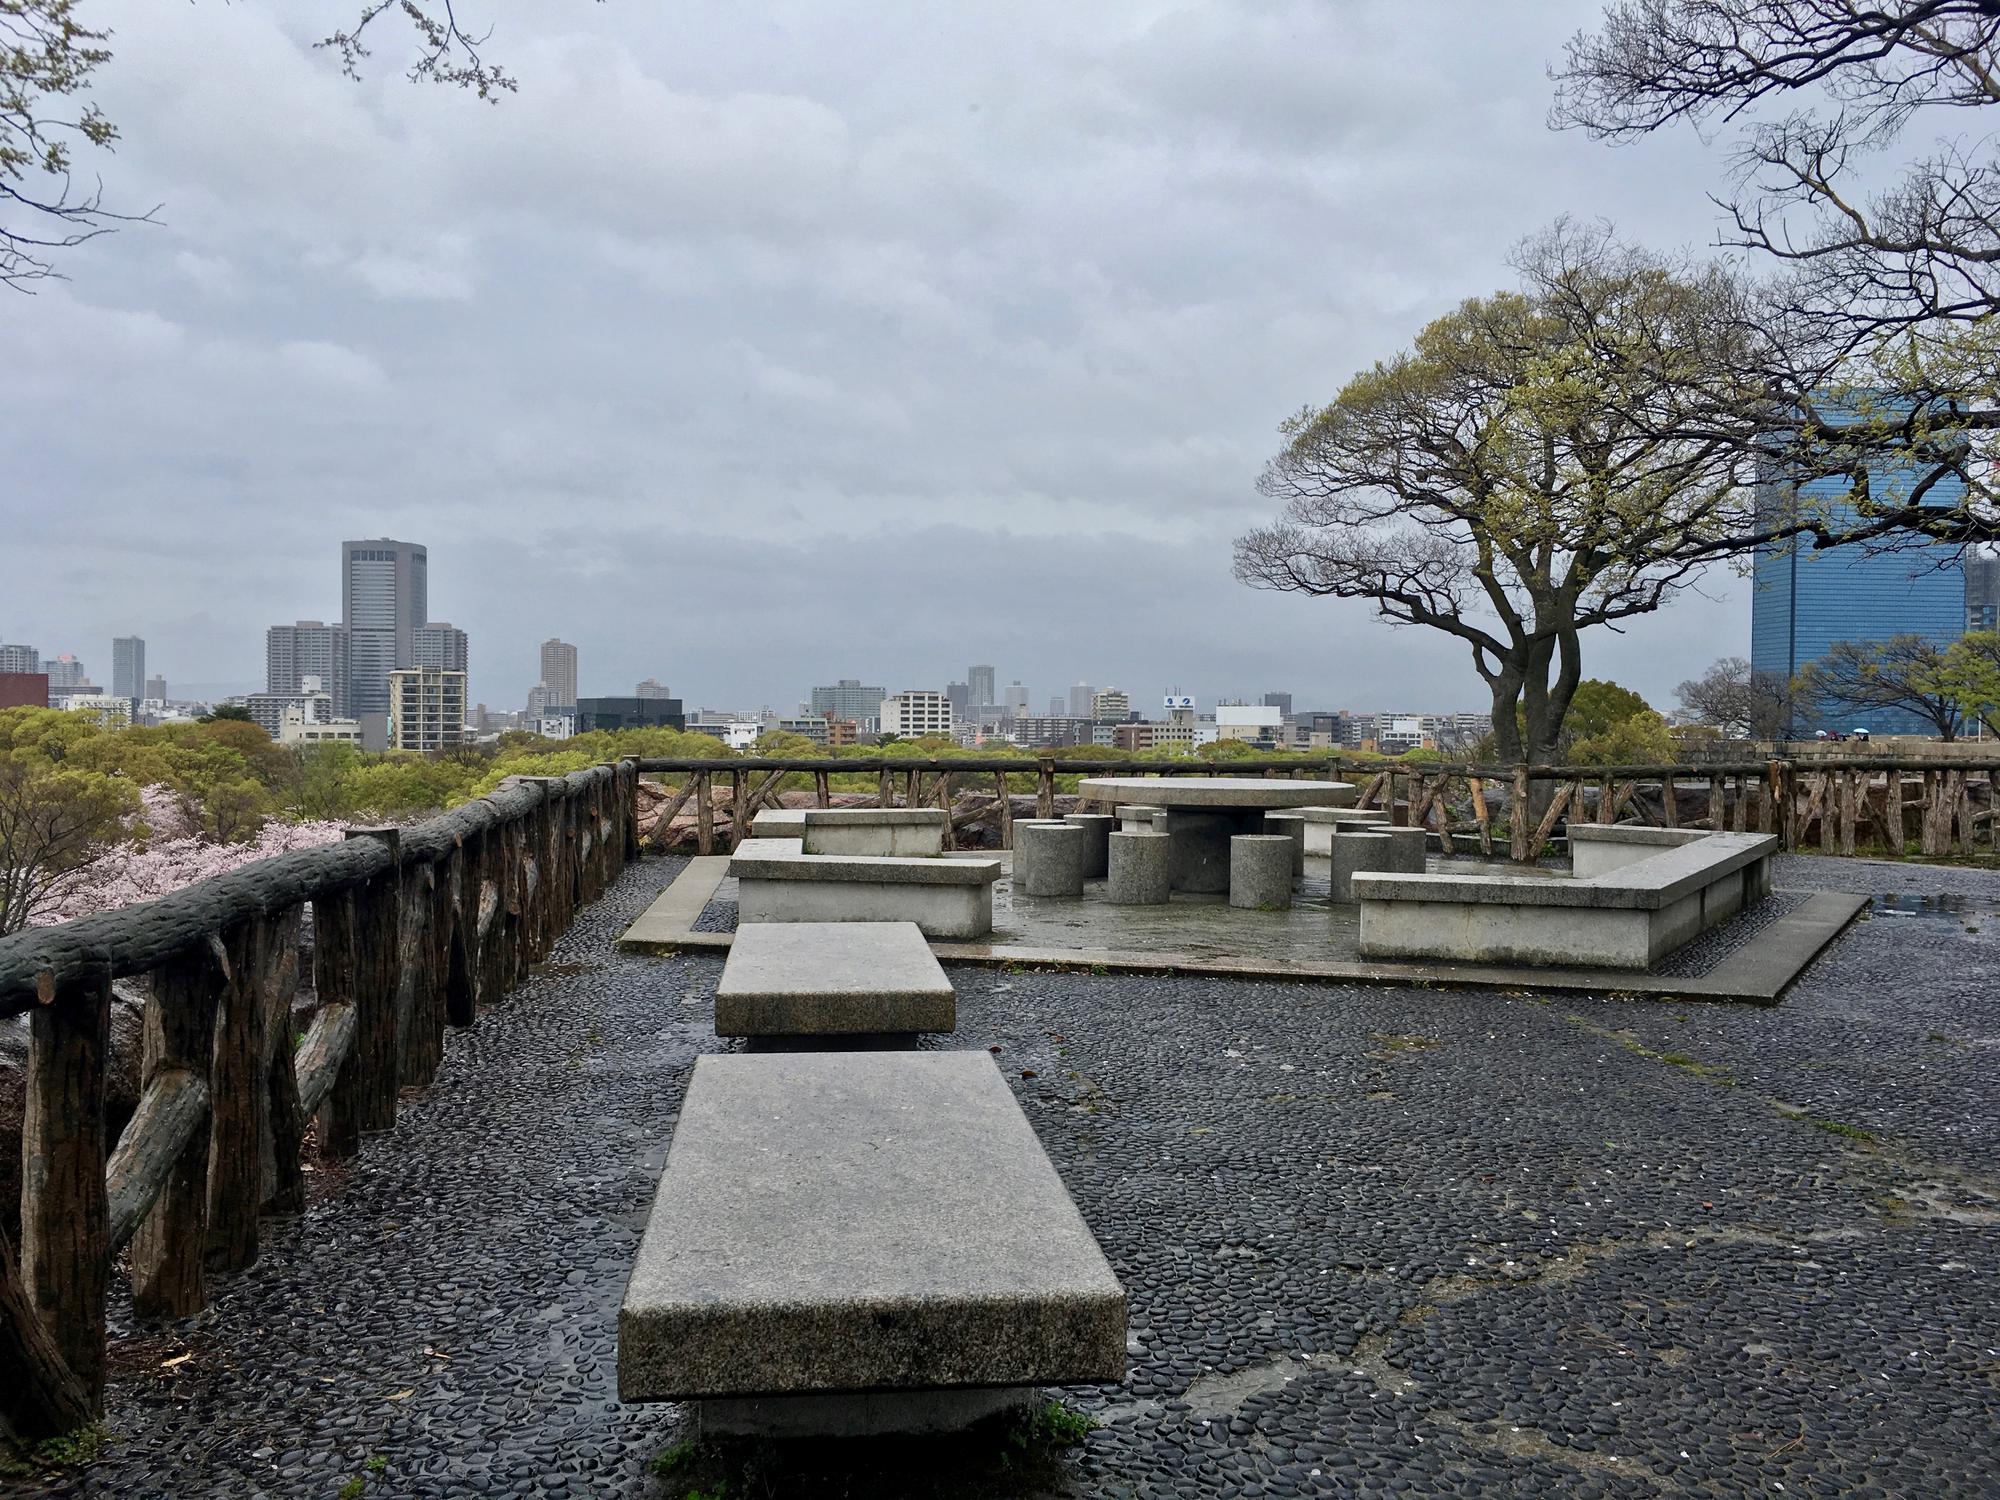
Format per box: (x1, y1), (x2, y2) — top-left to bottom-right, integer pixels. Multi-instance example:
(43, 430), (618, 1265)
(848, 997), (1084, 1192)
(1235, 224), (1770, 766)
(1553, 0), (2000, 550)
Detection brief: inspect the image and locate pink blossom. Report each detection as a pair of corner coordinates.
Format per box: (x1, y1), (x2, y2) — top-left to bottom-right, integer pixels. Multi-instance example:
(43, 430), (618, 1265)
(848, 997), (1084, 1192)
(30, 815), (350, 926)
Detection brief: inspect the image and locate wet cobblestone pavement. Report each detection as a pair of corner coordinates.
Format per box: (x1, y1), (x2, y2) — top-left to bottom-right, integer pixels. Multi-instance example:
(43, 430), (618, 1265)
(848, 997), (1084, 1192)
(28, 852), (2000, 1498)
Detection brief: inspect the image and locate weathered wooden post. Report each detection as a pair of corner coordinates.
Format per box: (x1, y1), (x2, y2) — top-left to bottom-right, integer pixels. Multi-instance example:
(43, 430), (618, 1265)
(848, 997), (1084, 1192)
(311, 891), (362, 1161)
(993, 769), (1014, 850)
(0, 1224), (93, 1439)
(20, 965), (112, 1410)
(130, 942), (222, 1319)
(1509, 765), (1530, 863)
(696, 769), (715, 855)
(1036, 760), (1056, 820)
(1468, 776), (1491, 856)
(398, 862), (440, 1088)
(205, 921), (269, 1274)
(877, 767), (892, 809)
(814, 769), (832, 809)
(345, 830), (403, 1134)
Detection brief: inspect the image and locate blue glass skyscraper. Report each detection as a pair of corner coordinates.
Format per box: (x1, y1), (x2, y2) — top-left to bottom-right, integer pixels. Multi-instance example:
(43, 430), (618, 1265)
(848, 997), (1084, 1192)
(1749, 460), (1969, 735)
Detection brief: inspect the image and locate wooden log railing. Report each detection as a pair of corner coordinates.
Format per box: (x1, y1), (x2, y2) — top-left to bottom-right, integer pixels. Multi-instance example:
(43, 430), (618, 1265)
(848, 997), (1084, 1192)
(0, 759), (641, 1445)
(632, 754), (1999, 862)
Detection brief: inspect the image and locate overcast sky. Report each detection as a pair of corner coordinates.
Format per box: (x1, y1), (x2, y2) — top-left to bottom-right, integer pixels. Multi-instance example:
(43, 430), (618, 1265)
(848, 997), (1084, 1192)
(7, 0), (1755, 714)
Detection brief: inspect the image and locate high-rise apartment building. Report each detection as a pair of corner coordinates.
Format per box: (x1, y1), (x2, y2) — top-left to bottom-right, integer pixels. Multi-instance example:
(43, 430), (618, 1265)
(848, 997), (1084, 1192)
(342, 539), (428, 718)
(1068, 681), (1096, 718)
(414, 622), (469, 678)
(1091, 686), (1131, 721)
(1005, 681), (1030, 718)
(145, 674), (168, 702)
(636, 677), (673, 699)
(1262, 690), (1294, 718)
(1969, 551), (2000, 632)
(539, 638), (578, 711)
(387, 667), (466, 752)
(945, 681), (970, 716)
(0, 644), (40, 674)
(968, 664), (996, 708)
(809, 679), (886, 728)
(266, 621), (352, 715)
(111, 636), (145, 702)
(44, 654), (87, 689)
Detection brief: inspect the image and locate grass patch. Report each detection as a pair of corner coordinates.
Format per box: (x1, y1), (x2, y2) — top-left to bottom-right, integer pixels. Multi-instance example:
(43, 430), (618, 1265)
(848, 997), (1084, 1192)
(0, 1423), (108, 1479)
(337, 1479), (365, 1500)
(1369, 1031), (1441, 1055)
(646, 1401), (1096, 1499)
(1801, 1116), (1876, 1143)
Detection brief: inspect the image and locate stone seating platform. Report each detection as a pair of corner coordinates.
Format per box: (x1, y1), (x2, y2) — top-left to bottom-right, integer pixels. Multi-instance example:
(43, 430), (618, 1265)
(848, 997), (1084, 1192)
(713, 922), (954, 1037)
(1355, 826), (1777, 969)
(617, 1051), (1128, 1436)
(730, 848), (1002, 939)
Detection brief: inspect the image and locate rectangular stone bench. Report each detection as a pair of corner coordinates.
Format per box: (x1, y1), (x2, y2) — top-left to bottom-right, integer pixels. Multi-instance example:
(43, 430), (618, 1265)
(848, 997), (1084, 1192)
(1354, 828), (1777, 969)
(714, 922), (954, 1037)
(729, 850), (1002, 939)
(802, 808), (948, 857)
(618, 1051), (1128, 1436)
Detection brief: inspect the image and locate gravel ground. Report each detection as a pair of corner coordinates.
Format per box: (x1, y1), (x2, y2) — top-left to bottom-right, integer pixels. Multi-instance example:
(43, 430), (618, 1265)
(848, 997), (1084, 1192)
(27, 851), (2000, 1498)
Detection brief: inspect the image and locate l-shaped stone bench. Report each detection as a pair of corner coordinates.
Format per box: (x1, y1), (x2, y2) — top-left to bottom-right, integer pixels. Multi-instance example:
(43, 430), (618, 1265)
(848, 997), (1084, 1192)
(748, 807), (949, 857)
(1354, 825), (1777, 969)
(730, 846), (1003, 939)
(618, 1051), (1128, 1437)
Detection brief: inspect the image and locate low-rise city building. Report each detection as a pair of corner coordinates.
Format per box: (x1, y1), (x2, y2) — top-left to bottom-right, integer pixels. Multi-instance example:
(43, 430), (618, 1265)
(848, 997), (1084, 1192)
(387, 667), (467, 752)
(278, 704), (363, 745)
(880, 689), (954, 739)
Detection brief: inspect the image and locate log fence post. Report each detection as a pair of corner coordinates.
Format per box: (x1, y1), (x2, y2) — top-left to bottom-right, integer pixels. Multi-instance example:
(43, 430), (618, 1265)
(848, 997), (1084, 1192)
(696, 770), (714, 855)
(20, 965), (112, 1411)
(130, 942), (223, 1320)
(1036, 760), (1056, 819)
(311, 892), (362, 1161)
(204, 922), (267, 1274)
(345, 830), (402, 1133)
(1509, 766), (1530, 862)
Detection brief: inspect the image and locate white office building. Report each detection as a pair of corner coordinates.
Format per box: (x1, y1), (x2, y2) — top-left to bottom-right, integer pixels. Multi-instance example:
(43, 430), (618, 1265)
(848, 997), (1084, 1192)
(881, 689), (955, 739)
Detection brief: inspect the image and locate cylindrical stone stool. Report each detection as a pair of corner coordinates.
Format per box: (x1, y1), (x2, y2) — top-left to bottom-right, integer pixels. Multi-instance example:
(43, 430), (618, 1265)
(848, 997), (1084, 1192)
(1331, 830), (1394, 903)
(1381, 826), (1428, 874)
(1016, 820), (1088, 897)
(1009, 819), (1063, 893)
(1262, 811), (1307, 876)
(1108, 830), (1170, 905)
(1063, 813), (1117, 880)
(1303, 807), (1391, 856)
(1229, 834), (1295, 911)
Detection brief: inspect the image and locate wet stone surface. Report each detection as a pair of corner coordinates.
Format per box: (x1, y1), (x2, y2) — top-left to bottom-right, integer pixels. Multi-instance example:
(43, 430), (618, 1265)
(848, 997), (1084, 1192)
(37, 852), (2000, 1498)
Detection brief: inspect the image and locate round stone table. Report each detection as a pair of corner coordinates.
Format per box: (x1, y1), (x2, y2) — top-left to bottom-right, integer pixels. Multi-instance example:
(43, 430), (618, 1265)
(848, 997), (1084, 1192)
(1076, 777), (1356, 893)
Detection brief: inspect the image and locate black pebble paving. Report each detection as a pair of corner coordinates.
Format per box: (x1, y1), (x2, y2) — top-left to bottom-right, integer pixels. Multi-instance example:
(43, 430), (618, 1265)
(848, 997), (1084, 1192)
(35, 853), (2000, 1498)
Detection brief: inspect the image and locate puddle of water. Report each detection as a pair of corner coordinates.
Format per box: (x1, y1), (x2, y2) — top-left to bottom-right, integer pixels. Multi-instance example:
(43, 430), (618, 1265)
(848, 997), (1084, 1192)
(1868, 893), (2000, 921)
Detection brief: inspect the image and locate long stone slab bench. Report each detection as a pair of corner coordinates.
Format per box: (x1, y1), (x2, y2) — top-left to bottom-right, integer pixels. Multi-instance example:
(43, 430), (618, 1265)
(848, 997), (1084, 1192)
(730, 849), (1002, 939)
(1354, 827), (1777, 969)
(714, 921), (954, 1037)
(617, 1051), (1127, 1436)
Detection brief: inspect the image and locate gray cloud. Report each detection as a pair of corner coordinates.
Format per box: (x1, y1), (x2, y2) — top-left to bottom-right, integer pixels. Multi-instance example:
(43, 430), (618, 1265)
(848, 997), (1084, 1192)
(6, 0), (1750, 715)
